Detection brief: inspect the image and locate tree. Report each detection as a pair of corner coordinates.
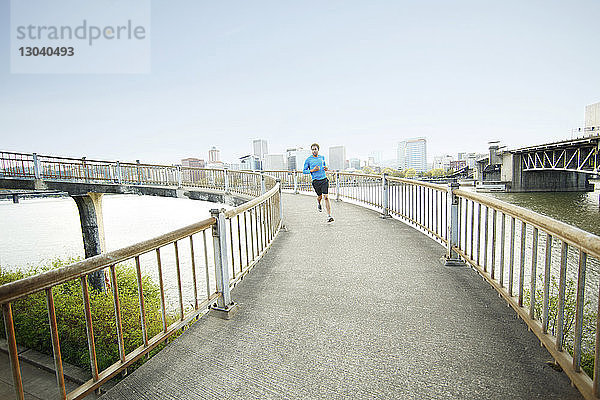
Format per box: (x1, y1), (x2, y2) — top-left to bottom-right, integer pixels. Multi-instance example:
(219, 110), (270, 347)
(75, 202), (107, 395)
(404, 168), (416, 178)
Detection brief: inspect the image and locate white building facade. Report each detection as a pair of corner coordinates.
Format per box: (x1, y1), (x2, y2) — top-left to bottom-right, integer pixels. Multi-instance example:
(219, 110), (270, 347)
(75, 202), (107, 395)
(398, 138), (427, 172)
(328, 145), (346, 171)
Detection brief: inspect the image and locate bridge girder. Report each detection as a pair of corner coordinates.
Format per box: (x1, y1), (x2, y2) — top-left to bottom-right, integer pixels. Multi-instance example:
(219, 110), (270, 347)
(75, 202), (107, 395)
(518, 141), (599, 174)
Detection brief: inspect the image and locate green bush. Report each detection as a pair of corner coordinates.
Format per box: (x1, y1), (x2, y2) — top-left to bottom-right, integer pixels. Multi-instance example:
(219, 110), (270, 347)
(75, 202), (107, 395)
(525, 276), (597, 377)
(0, 259), (178, 374)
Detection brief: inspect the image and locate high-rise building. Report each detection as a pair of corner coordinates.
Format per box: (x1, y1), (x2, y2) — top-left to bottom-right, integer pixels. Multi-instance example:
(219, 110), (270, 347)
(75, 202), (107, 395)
(286, 147), (311, 171)
(264, 154), (286, 170)
(433, 155), (454, 170)
(328, 146), (346, 171)
(208, 146), (220, 163)
(349, 158), (361, 170)
(252, 139), (269, 160)
(181, 158), (205, 169)
(585, 102), (600, 134)
(239, 155), (261, 170)
(397, 141), (407, 170)
(398, 138), (427, 172)
(181, 158), (206, 183)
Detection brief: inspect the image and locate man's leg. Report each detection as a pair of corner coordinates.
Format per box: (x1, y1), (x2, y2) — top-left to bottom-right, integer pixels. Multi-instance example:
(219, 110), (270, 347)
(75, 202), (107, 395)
(323, 194), (331, 215)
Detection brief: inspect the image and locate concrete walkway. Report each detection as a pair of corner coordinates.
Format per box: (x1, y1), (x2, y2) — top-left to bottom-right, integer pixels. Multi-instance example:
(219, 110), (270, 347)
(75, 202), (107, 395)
(101, 193), (582, 399)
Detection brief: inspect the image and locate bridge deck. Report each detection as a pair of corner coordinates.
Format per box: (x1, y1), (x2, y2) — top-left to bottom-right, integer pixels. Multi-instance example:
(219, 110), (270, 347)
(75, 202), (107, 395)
(101, 194), (582, 399)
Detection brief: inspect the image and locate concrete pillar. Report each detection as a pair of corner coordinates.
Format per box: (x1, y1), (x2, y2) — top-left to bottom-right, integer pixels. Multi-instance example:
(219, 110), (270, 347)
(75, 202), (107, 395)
(72, 193), (106, 291)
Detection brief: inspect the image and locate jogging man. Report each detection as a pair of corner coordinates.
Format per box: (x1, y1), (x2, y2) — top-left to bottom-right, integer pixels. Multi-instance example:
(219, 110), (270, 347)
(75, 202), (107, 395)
(303, 143), (334, 222)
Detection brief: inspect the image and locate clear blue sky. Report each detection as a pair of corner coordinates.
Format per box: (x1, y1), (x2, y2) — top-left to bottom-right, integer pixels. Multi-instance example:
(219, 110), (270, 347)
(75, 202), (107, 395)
(1, 0), (599, 165)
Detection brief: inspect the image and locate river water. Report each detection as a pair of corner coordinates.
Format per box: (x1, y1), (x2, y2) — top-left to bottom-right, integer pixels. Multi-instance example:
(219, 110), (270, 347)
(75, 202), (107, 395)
(485, 180), (600, 237)
(0, 195), (226, 310)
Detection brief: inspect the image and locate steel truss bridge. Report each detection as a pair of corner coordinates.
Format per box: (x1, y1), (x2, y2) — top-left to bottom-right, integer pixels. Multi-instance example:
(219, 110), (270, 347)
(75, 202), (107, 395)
(513, 135), (600, 175)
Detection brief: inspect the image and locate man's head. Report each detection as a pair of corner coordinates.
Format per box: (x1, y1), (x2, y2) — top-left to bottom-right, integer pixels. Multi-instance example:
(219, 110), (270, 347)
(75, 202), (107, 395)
(311, 143), (319, 156)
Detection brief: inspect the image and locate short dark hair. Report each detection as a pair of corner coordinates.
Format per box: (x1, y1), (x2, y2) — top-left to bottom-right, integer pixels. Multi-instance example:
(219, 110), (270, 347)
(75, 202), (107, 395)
(311, 143), (319, 150)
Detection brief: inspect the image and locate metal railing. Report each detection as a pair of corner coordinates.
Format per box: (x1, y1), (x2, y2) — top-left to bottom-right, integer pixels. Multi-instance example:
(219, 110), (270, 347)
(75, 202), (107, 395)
(263, 168), (600, 400)
(0, 152), (283, 399)
(2, 151), (600, 399)
(452, 189), (600, 400)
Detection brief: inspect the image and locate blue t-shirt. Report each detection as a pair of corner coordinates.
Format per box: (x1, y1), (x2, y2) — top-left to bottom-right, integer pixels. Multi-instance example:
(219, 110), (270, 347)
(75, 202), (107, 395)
(303, 155), (327, 180)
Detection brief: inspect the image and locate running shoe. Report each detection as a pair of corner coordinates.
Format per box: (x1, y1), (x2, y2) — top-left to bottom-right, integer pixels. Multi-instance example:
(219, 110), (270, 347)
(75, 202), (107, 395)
(327, 216), (334, 223)
(317, 203), (322, 212)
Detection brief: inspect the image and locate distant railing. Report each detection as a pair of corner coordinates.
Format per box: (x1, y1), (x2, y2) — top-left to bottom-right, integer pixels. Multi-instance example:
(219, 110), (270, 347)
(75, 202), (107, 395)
(0, 151), (282, 399)
(265, 168), (600, 400)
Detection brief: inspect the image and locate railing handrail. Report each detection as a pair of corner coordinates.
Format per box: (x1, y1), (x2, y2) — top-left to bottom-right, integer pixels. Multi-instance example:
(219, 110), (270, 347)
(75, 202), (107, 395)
(455, 188), (600, 260)
(225, 184), (279, 218)
(0, 178), (282, 305)
(0, 217), (215, 304)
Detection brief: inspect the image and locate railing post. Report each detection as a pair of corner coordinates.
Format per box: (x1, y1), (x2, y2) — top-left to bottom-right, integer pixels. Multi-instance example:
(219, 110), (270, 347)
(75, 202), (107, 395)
(177, 165), (182, 188)
(336, 171), (340, 201)
(32, 152), (41, 179)
(116, 161), (123, 184)
(209, 209), (238, 319)
(224, 168), (230, 194)
(293, 171), (298, 194)
(380, 173), (390, 218)
(444, 180), (464, 266)
(276, 179), (284, 228)
(136, 160), (141, 184)
(82, 156), (89, 183)
(260, 172), (266, 194)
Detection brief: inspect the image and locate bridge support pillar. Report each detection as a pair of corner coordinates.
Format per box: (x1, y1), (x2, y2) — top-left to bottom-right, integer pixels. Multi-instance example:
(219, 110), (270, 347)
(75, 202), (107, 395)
(443, 181), (465, 267)
(72, 193), (107, 291)
(209, 208), (238, 319)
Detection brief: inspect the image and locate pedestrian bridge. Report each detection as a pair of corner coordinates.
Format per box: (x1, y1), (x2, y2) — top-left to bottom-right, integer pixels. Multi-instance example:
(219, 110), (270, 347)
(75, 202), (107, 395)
(0, 151), (599, 399)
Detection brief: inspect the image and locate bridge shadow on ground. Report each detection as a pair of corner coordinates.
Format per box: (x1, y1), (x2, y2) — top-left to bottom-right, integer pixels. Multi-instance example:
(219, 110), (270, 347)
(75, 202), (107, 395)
(101, 193), (582, 400)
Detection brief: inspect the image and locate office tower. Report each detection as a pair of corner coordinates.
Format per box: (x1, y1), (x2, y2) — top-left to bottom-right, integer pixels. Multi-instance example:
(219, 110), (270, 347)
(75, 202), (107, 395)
(585, 102), (600, 133)
(181, 158), (205, 169)
(252, 139), (268, 160)
(349, 158), (361, 169)
(181, 158), (205, 183)
(208, 146), (220, 163)
(286, 147), (311, 171)
(239, 155), (261, 170)
(397, 141), (407, 170)
(328, 146), (346, 171)
(398, 138), (427, 172)
(264, 154), (286, 170)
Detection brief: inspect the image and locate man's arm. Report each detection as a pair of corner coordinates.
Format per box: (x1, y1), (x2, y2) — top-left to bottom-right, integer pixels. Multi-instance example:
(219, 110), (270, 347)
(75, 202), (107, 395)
(303, 158), (311, 174)
(323, 156), (329, 171)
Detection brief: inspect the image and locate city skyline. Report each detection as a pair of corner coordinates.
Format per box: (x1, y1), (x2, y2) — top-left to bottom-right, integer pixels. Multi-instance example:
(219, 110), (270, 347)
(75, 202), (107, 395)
(1, 2), (599, 165)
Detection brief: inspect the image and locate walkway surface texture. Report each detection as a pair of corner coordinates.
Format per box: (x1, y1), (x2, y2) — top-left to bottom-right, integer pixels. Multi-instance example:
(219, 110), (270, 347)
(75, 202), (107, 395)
(102, 193), (582, 400)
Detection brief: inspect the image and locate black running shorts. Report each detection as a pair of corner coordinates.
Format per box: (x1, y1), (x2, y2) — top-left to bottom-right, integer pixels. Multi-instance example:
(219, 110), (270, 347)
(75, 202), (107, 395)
(312, 178), (329, 196)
